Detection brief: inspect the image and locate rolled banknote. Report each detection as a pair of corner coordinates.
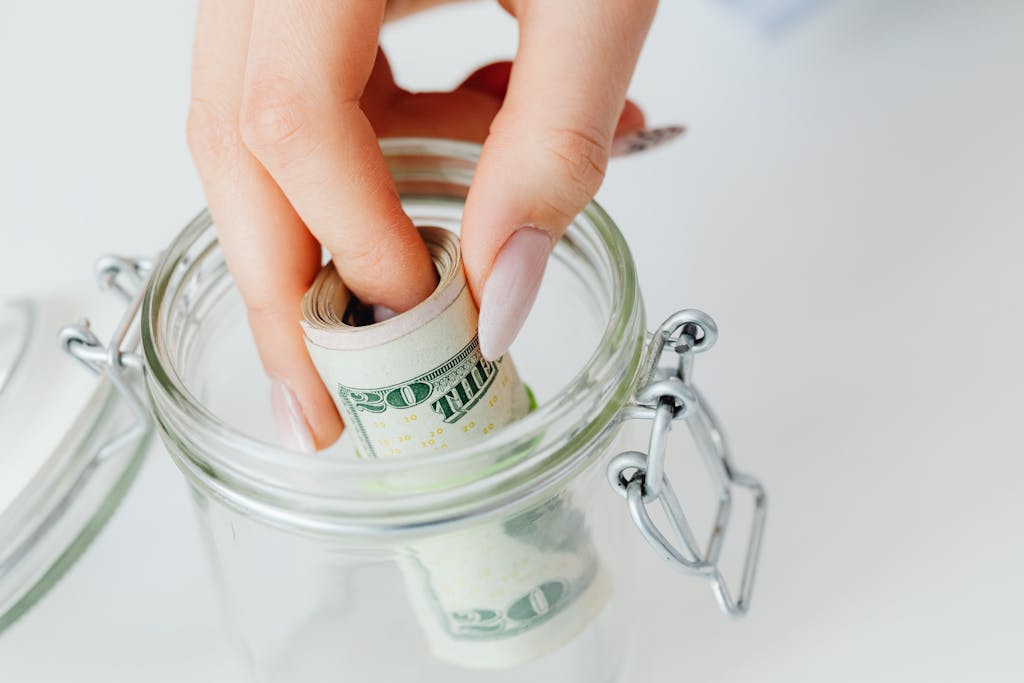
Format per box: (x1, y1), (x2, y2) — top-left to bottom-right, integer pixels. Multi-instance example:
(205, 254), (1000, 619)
(302, 226), (530, 459)
(301, 226), (608, 668)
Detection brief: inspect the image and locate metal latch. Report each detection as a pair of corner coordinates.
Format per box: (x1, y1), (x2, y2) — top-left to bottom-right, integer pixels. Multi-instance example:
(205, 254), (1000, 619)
(608, 309), (767, 616)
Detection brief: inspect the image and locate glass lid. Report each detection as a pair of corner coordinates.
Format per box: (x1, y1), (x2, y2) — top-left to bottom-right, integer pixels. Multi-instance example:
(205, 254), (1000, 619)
(0, 288), (152, 633)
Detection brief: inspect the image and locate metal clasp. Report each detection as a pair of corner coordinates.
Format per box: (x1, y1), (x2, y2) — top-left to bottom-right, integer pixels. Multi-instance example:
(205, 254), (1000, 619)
(608, 309), (767, 617)
(58, 256), (153, 460)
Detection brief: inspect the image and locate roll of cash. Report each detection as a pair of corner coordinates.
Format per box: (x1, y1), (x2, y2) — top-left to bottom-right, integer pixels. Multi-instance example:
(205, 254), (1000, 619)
(302, 226), (530, 459)
(302, 227), (608, 668)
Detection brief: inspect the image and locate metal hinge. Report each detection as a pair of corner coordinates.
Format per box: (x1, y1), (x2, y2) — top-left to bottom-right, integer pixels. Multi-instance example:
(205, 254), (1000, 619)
(58, 256), (153, 461)
(608, 309), (767, 616)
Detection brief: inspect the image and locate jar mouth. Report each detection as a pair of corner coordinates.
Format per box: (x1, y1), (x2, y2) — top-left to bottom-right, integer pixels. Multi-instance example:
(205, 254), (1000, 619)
(142, 138), (646, 534)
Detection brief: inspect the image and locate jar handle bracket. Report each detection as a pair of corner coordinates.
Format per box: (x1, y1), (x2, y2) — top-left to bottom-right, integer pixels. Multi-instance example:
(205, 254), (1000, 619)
(607, 309), (767, 617)
(59, 255), (153, 462)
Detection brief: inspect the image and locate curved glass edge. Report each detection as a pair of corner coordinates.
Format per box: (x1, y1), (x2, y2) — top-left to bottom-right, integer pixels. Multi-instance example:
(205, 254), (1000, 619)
(145, 150), (641, 474)
(0, 379), (154, 635)
(141, 138), (646, 532)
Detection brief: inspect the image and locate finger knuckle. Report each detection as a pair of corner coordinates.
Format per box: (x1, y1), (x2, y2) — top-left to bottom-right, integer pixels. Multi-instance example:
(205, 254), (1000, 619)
(540, 126), (609, 218)
(239, 73), (314, 157)
(186, 97), (242, 177)
(243, 289), (301, 329)
(343, 227), (395, 276)
(337, 209), (418, 283)
(244, 296), (283, 325)
(348, 250), (390, 286)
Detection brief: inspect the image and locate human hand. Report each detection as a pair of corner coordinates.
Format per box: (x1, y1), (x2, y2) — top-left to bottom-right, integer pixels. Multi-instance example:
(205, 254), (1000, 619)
(186, 0), (679, 451)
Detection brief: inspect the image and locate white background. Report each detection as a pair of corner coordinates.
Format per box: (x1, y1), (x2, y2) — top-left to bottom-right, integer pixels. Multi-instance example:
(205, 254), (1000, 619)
(2, 0), (1023, 680)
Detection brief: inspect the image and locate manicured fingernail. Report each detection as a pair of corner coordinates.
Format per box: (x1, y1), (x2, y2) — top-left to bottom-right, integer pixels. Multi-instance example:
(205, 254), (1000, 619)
(270, 378), (316, 453)
(611, 125), (686, 157)
(478, 226), (552, 361)
(373, 305), (397, 323)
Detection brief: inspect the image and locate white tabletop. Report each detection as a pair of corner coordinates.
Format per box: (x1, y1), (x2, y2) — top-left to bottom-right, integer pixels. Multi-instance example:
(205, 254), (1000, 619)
(2, 1), (1023, 680)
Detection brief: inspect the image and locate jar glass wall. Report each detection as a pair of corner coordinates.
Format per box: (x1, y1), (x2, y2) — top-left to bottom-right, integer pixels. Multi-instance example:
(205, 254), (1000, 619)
(141, 139), (648, 682)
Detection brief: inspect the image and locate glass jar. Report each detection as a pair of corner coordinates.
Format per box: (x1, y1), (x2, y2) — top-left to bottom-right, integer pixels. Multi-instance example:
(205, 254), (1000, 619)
(55, 138), (764, 681)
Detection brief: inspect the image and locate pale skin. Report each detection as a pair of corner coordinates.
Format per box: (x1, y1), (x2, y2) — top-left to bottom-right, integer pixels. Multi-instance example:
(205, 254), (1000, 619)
(187, 0), (660, 449)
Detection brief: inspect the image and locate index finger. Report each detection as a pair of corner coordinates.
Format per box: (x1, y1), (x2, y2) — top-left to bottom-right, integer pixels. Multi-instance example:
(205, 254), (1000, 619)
(188, 0), (343, 450)
(240, 0), (437, 313)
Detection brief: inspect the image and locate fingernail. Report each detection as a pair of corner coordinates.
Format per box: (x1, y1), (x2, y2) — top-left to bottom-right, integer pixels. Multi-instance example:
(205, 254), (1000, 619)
(611, 125), (686, 157)
(373, 305), (397, 323)
(478, 226), (552, 361)
(270, 378), (316, 453)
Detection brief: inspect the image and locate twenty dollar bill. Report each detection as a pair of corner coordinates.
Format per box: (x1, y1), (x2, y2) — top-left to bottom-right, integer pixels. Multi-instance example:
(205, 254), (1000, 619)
(302, 226), (530, 459)
(301, 226), (608, 668)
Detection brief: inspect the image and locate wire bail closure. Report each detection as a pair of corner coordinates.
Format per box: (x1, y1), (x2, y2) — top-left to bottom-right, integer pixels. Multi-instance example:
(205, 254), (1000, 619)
(607, 309), (767, 617)
(58, 256), (153, 461)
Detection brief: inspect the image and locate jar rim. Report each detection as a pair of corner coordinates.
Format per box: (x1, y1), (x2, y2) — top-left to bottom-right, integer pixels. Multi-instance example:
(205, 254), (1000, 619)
(141, 138), (646, 533)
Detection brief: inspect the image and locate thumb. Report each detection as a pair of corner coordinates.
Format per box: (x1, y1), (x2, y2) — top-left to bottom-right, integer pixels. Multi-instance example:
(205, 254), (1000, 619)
(460, 0), (657, 360)
(461, 116), (615, 361)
